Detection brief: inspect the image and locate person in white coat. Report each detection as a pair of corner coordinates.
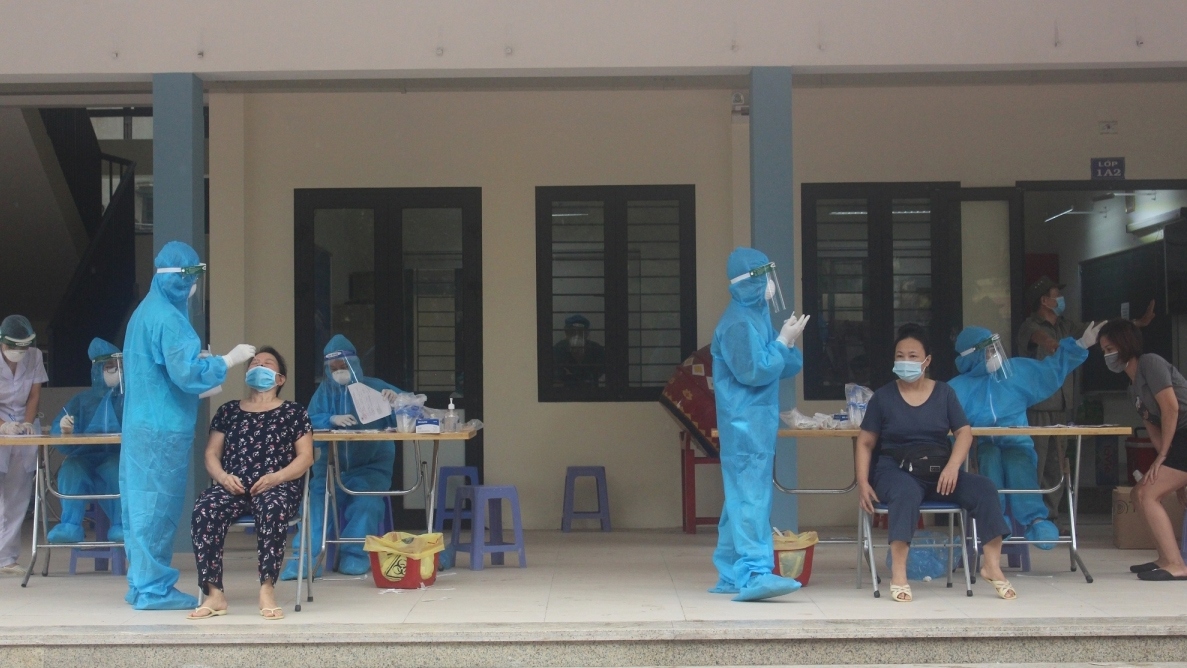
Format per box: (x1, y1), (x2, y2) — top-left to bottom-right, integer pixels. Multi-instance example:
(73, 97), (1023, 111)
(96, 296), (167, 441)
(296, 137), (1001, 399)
(0, 315), (47, 576)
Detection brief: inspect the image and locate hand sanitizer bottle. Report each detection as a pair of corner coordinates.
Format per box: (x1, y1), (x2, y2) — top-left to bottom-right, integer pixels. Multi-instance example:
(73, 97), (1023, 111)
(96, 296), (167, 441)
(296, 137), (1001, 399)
(443, 399), (459, 433)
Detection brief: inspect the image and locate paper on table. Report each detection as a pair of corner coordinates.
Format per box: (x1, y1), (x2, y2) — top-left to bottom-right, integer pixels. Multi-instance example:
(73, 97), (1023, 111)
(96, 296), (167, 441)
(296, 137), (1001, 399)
(347, 382), (393, 425)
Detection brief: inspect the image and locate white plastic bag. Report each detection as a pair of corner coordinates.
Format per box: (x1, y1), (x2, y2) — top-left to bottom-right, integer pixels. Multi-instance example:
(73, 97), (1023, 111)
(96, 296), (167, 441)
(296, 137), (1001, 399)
(845, 383), (874, 427)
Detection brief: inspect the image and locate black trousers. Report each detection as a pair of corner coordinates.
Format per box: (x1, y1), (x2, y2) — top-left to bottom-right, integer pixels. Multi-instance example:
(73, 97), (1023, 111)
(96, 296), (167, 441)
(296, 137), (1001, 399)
(191, 482), (301, 593)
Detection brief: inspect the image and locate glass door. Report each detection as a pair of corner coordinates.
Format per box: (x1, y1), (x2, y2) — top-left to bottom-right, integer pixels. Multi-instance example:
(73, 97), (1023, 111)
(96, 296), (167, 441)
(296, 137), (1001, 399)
(295, 188), (482, 529)
(934, 187), (1024, 347)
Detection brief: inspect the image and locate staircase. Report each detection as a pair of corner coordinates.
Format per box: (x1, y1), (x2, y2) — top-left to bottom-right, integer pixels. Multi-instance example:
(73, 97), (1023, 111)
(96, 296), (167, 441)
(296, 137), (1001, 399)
(39, 109), (137, 386)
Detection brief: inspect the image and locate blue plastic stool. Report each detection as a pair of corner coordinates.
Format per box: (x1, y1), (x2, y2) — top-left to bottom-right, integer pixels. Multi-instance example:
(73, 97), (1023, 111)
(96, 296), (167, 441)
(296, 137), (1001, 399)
(433, 466), (480, 532)
(561, 466), (611, 532)
(451, 485), (526, 570)
(69, 504), (125, 576)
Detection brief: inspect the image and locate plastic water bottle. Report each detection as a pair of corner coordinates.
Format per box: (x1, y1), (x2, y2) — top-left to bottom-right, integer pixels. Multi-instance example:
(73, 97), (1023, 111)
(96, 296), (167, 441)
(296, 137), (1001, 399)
(443, 399), (459, 433)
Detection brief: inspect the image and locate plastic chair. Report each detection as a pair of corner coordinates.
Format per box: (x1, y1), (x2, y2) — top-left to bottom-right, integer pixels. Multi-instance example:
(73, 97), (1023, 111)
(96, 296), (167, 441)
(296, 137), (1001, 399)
(433, 466), (480, 532)
(68, 504), (125, 576)
(857, 501), (974, 598)
(451, 485), (526, 570)
(561, 466), (611, 532)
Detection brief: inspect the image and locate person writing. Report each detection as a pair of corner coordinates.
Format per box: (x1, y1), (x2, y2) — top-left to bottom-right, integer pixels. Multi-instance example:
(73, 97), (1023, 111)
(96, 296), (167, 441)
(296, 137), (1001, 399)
(0, 315), (46, 577)
(47, 338), (125, 544)
(856, 324), (1015, 602)
(188, 348), (313, 620)
(281, 335), (401, 579)
(1097, 320), (1187, 581)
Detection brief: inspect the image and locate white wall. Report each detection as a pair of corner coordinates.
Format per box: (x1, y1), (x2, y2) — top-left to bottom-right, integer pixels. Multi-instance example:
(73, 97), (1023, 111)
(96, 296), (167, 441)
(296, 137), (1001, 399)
(3, 1), (1187, 82)
(209, 89), (736, 530)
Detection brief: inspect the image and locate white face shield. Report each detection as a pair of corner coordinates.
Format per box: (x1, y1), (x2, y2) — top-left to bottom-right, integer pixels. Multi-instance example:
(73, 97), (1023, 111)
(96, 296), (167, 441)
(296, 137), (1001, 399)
(960, 333), (1012, 382)
(156, 263), (207, 313)
(97, 353), (124, 394)
(730, 261), (787, 313)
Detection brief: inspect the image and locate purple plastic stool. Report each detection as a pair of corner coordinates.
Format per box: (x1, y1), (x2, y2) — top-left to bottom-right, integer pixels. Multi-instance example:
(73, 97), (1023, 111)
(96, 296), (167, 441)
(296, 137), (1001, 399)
(1002, 516), (1031, 572)
(561, 466), (611, 532)
(433, 466), (480, 532)
(69, 504), (126, 576)
(451, 485), (526, 570)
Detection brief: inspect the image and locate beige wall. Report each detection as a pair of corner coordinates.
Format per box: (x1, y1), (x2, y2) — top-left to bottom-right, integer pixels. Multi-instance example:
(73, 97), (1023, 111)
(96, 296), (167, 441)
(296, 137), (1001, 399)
(210, 79), (1187, 532)
(792, 80), (1187, 526)
(209, 89), (736, 529)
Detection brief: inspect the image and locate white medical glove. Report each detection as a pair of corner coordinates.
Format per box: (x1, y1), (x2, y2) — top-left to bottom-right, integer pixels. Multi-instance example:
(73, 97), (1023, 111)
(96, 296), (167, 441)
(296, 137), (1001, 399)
(330, 415), (358, 428)
(60, 415), (75, 435)
(20, 422), (35, 435)
(1077, 321), (1104, 349)
(381, 389), (399, 404)
(221, 344), (257, 369)
(0, 421), (22, 435)
(777, 313), (811, 348)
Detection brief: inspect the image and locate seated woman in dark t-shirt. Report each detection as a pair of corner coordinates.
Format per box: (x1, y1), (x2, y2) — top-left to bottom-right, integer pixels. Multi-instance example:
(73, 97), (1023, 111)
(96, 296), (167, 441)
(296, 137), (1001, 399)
(855, 324), (1013, 602)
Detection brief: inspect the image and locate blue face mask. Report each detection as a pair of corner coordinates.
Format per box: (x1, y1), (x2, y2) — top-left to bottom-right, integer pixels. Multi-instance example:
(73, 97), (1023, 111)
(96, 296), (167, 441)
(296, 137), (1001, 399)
(892, 360), (924, 382)
(1053, 296), (1066, 316)
(245, 366), (278, 392)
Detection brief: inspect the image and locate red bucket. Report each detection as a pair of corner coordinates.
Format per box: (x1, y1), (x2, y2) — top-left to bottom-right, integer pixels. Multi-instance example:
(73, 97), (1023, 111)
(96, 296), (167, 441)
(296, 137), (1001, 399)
(773, 544), (814, 585)
(369, 551), (440, 589)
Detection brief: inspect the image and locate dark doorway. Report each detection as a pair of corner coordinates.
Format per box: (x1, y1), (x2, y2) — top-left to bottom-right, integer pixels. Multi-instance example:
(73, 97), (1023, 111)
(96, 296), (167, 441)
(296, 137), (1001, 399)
(295, 188), (482, 529)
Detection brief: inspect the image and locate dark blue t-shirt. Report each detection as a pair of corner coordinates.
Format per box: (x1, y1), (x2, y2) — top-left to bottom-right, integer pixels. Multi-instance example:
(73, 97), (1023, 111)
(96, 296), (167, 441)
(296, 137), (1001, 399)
(860, 380), (969, 464)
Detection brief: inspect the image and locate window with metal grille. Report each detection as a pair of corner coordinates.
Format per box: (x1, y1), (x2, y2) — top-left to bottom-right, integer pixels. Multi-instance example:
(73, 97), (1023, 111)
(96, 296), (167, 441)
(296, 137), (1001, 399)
(536, 185), (697, 402)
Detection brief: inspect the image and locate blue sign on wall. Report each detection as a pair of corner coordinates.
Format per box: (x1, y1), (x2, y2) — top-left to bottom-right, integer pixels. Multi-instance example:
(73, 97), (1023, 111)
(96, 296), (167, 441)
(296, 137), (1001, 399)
(1091, 157), (1125, 180)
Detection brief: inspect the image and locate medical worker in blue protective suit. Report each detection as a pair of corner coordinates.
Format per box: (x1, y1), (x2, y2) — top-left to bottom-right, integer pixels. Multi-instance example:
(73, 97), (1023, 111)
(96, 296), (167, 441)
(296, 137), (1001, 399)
(280, 334), (402, 579)
(710, 247), (811, 602)
(47, 338), (125, 544)
(948, 322), (1102, 548)
(120, 241), (257, 610)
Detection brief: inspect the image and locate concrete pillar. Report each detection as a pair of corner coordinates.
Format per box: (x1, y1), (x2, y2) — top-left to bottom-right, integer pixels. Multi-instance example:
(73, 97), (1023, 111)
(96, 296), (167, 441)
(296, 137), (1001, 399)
(152, 73), (207, 551)
(749, 67), (797, 531)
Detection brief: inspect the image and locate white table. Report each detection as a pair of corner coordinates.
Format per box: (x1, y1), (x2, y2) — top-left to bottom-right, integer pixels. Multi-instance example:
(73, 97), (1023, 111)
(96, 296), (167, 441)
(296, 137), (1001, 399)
(712, 425), (1132, 582)
(0, 434), (121, 587)
(304, 429), (478, 601)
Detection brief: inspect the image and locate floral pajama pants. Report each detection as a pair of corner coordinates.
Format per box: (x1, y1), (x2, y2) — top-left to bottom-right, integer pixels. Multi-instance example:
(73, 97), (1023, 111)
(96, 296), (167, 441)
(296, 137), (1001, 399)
(191, 482), (302, 593)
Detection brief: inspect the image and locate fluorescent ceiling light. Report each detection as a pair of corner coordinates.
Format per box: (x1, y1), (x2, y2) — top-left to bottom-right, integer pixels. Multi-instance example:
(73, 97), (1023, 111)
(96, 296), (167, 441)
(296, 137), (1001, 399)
(1043, 207), (1094, 223)
(1126, 207), (1187, 235)
(552, 212), (589, 217)
(829, 209), (930, 216)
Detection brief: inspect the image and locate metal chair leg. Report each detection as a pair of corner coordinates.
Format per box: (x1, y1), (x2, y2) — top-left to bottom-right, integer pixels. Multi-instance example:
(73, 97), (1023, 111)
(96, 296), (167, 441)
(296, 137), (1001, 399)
(864, 512), (880, 598)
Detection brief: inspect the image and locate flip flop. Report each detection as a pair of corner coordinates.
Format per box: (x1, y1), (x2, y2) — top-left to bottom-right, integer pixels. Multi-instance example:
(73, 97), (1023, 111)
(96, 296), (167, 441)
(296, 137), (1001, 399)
(186, 606), (227, 620)
(983, 577), (1017, 600)
(1130, 561), (1160, 573)
(889, 584), (912, 602)
(1137, 568), (1187, 581)
(260, 607), (286, 620)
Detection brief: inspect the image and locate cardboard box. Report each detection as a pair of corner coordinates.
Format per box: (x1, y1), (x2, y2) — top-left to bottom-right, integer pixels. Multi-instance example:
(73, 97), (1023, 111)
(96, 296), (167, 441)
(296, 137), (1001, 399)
(1112, 486), (1186, 549)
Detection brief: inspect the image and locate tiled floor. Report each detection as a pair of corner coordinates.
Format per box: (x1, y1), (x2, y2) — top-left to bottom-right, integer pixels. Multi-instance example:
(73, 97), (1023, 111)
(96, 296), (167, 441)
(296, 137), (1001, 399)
(1, 520), (1184, 628)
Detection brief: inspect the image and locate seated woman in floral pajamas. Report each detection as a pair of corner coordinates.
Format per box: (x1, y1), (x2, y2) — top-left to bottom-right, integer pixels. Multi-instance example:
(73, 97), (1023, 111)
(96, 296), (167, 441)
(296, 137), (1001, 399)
(188, 347), (313, 620)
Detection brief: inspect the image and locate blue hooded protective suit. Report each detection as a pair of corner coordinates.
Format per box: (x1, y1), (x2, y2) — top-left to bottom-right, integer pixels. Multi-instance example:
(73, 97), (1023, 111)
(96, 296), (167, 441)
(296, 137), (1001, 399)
(281, 334), (400, 579)
(948, 326), (1086, 547)
(120, 241), (227, 610)
(47, 338), (124, 544)
(710, 248), (804, 601)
